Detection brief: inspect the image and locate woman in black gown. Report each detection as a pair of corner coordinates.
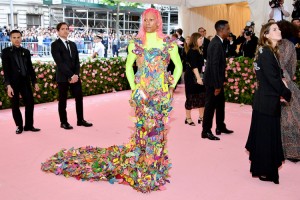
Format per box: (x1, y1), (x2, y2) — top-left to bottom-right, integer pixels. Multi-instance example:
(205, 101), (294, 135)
(245, 22), (291, 184)
(184, 32), (205, 125)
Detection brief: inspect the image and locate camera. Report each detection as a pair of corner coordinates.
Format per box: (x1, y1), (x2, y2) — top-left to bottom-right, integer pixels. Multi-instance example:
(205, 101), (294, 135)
(269, 0), (281, 8)
(244, 28), (253, 36)
(229, 32), (234, 37)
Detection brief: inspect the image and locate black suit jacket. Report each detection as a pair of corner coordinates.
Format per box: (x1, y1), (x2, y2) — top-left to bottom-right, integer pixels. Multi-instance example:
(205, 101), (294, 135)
(203, 36), (226, 89)
(51, 38), (80, 82)
(253, 47), (291, 117)
(202, 37), (210, 59)
(235, 35), (258, 58)
(1, 46), (36, 87)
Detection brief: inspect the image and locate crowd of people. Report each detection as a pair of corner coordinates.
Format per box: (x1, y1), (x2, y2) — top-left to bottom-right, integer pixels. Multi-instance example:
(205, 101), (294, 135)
(1, 1), (300, 193)
(168, 0), (300, 186)
(0, 25), (135, 57)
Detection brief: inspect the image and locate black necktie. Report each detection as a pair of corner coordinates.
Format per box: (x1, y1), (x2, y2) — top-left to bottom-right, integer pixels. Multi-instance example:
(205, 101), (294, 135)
(15, 48), (27, 76)
(65, 41), (72, 57)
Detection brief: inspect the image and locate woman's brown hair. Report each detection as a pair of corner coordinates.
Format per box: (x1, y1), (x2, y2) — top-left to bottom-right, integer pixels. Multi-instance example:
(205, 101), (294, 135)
(255, 22), (280, 60)
(184, 36), (191, 54)
(187, 32), (202, 54)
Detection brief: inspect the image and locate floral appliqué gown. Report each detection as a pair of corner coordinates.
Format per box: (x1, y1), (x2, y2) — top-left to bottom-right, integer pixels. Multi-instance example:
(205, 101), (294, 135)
(41, 38), (175, 193)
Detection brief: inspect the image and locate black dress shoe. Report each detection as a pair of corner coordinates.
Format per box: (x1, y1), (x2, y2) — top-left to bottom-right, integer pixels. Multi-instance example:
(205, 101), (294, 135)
(201, 132), (220, 140)
(216, 128), (233, 135)
(198, 117), (203, 124)
(61, 123), (73, 130)
(16, 126), (23, 134)
(259, 176), (279, 184)
(77, 120), (93, 127)
(185, 118), (195, 126)
(24, 127), (41, 132)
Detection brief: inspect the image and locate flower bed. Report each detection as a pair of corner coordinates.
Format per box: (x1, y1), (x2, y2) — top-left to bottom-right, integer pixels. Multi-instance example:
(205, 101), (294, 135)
(224, 57), (256, 105)
(1, 56), (299, 109)
(0, 57), (130, 109)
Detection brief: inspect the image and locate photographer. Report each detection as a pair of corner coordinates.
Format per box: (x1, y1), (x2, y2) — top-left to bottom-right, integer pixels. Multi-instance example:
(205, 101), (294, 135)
(269, 0), (290, 22)
(235, 23), (258, 58)
(224, 32), (237, 57)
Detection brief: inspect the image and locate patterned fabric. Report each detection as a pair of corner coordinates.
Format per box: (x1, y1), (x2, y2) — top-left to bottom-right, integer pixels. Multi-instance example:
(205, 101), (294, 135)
(279, 39), (300, 160)
(41, 37), (175, 192)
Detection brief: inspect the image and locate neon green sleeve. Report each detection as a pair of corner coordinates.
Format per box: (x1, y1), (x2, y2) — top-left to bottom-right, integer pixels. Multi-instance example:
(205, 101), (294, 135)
(169, 44), (183, 87)
(125, 41), (137, 90)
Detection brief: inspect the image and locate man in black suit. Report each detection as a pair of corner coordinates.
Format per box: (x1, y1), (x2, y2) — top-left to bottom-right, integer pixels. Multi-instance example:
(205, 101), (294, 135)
(202, 20), (233, 141)
(51, 22), (92, 129)
(1, 30), (40, 134)
(198, 27), (210, 59)
(176, 28), (185, 60)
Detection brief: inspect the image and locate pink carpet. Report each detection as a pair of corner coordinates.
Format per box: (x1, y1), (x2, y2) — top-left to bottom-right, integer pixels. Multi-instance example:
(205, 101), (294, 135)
(0, 85), (299, 200)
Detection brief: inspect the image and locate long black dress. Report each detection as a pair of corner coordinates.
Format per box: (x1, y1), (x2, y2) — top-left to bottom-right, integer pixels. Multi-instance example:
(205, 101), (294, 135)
(184, 49), (205, 110)
(245, 47), (291, 184)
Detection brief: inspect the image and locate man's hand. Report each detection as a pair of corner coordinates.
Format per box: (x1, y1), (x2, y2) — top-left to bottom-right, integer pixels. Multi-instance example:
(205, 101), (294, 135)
(7, 85), (14, 98)
(214, 88), (221, 96)
(69, 74), (79, 83)
(34, 83), (40, 91)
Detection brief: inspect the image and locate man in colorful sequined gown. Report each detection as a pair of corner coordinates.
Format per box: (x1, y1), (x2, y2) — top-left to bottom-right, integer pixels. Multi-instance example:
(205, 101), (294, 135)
(41, 8), (182, 193)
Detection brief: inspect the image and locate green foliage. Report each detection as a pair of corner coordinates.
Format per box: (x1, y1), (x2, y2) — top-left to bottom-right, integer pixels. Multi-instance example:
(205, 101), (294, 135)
(1, 56), (299, 109)
(100, 0), (140, 7)
(0, 57), (130, 109)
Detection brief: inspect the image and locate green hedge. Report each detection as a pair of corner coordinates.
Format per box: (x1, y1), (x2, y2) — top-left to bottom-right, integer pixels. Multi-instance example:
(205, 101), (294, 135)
(1, 56), (299, 109)
(0, 57), (130, 109)
(224, 57), (300, 105)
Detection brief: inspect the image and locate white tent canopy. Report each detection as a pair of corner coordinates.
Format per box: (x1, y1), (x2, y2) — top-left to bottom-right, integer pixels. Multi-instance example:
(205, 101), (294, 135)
(126, 0), (295, 37)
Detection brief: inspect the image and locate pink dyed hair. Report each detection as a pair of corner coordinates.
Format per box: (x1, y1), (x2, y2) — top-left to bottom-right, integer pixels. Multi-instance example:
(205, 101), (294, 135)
(137, 8), (165, 44)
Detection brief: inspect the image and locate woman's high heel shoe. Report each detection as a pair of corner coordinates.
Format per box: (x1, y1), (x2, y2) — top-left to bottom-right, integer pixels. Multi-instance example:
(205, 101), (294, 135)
(198, 117), (203, 124)
(185, 118), (195, 126)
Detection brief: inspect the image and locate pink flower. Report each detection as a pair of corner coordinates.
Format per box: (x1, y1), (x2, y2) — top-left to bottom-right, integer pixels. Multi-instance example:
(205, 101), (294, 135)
(0, 70), (4, 75)
(120, 73), (124, 77)
(230, 86), (234, 89)
(235, 62), (240, 67)
(229, 57), (234, 64)
(0, 101), (2, 106)
(244, 60), (249, 64)
(38, 74), (44, 78)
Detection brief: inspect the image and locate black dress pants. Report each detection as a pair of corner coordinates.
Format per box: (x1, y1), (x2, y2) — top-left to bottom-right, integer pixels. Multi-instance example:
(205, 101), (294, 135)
(57, 80), (84, 124)
(202, 86), (226, 133)
(11, 77), (34, 128)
